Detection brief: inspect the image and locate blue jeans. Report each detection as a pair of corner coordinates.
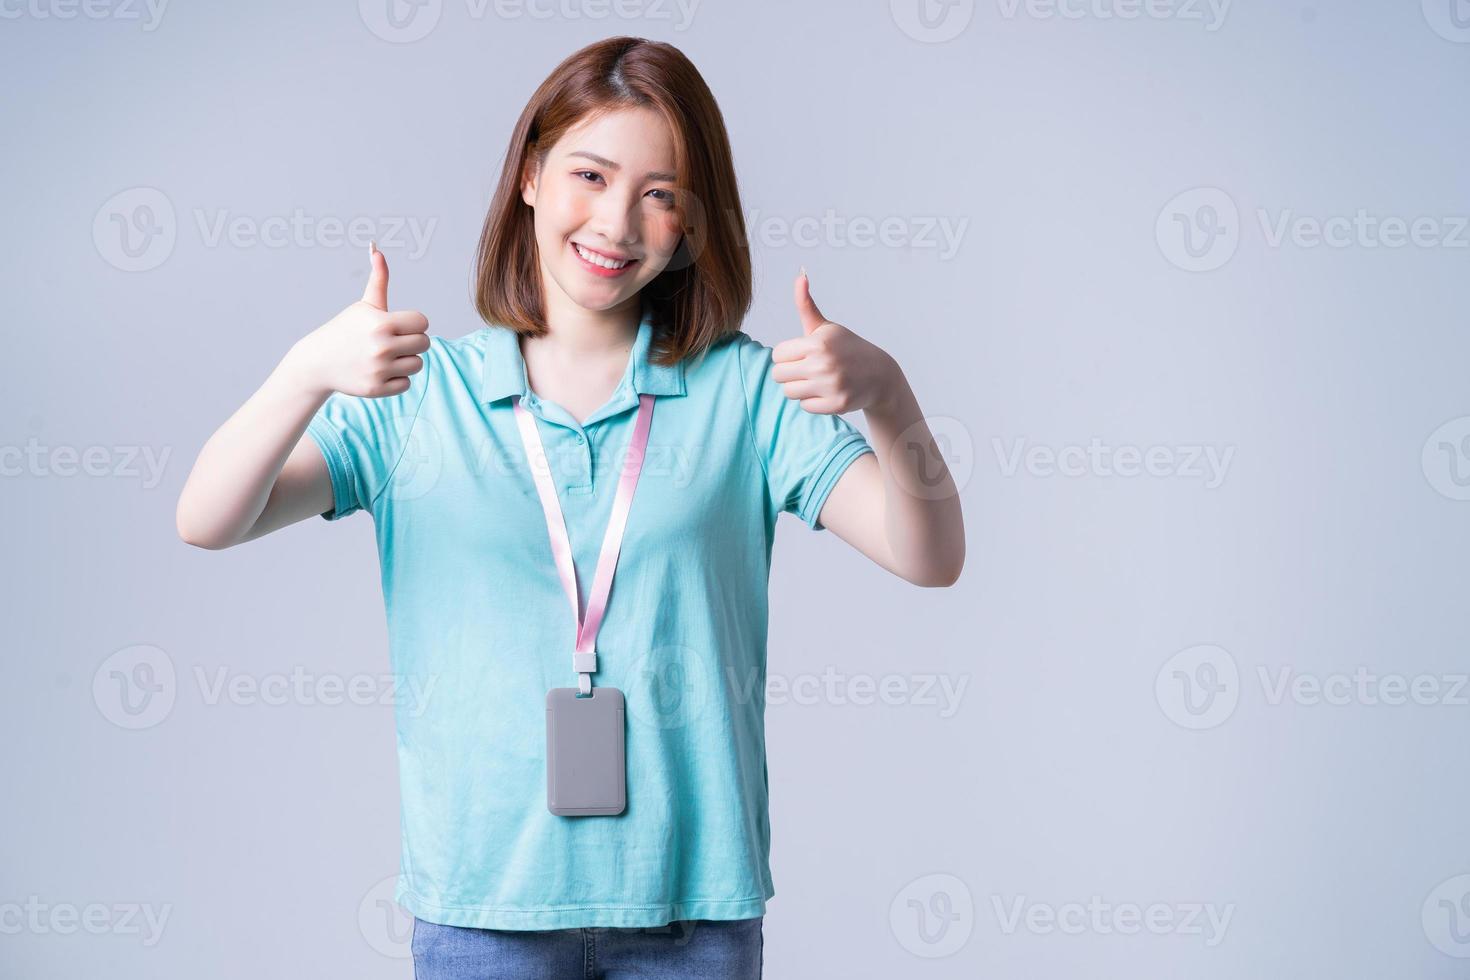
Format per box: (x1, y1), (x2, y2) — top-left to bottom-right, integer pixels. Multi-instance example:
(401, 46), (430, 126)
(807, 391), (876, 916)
(410, 915), (764, 979)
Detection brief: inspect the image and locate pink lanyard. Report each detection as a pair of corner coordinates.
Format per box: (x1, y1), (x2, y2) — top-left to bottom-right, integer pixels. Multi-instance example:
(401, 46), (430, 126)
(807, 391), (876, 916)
(512, 392), (656, 695)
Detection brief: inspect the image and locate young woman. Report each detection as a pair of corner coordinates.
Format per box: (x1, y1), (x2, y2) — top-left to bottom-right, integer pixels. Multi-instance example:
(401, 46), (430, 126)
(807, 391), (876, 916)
(176, 36), (962, 980)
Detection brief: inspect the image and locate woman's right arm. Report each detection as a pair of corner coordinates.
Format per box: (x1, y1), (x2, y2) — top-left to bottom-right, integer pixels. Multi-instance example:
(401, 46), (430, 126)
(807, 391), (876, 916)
(175, 244), (430, 550)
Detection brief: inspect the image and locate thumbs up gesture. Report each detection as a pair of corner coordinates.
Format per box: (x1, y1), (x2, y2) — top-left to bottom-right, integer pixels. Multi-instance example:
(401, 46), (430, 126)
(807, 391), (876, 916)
(288, 242), (432, 398)
(770, 268), (898, 415)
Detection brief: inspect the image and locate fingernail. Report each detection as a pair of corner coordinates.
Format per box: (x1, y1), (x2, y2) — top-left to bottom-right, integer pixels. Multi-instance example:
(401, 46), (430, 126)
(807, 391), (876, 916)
(799, 265), (807, 280)
(370, 239), (378, 256)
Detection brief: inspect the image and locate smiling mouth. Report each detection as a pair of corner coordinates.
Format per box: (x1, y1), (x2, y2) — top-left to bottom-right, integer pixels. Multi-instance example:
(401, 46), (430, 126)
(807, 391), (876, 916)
(572, 241), (638, 272)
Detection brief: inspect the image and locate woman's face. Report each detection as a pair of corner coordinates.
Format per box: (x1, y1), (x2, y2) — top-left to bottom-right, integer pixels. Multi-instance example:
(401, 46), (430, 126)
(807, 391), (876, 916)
(521, 106), (685, 316)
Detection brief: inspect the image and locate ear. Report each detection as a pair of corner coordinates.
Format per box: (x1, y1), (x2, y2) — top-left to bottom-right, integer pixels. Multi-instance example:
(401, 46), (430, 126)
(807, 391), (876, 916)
(520, 156), (540, 208)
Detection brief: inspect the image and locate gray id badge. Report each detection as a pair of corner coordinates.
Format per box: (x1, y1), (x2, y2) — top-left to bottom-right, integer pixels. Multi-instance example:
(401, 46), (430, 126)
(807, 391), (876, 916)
(545, 686), (626, 816)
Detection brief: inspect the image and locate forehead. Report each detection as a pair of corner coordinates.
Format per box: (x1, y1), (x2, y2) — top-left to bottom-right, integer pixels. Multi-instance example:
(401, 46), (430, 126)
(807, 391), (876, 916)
(551, 107), (676, 168)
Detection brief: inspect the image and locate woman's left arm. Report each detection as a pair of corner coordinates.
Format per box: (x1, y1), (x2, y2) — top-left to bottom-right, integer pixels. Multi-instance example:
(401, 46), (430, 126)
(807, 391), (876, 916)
(771, 271), (965, 588)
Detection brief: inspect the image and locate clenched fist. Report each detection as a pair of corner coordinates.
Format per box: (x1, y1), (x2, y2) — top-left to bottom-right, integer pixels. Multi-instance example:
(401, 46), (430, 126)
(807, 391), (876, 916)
(288, 241), (431, 398)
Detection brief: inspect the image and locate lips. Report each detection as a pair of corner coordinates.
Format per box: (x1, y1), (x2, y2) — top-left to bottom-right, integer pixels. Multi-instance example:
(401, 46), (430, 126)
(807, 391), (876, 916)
(571, 241), (638, 278)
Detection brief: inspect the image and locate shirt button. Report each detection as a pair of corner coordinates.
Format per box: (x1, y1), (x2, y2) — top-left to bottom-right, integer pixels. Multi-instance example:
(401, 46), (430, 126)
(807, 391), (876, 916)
(575, 433), (585, 443)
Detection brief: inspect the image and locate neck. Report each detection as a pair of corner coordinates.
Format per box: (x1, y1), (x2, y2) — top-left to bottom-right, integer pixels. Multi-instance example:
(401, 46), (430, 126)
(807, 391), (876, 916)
(534, 286), (642, 357)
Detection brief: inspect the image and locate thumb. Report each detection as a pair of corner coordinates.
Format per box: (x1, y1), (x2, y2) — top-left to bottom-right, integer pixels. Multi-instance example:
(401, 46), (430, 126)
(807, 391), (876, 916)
(794, 266), (826, 335)
(362, 240), (389, 310)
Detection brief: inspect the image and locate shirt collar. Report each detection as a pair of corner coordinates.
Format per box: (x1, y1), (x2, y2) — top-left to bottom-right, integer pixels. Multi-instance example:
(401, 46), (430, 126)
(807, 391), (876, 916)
(480, 304), (686, 405)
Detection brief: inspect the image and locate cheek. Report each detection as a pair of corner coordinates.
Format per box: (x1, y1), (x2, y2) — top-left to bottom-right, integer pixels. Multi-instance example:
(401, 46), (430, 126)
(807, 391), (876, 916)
(535, 188), (587, 239)
(644, 211), (684, 258)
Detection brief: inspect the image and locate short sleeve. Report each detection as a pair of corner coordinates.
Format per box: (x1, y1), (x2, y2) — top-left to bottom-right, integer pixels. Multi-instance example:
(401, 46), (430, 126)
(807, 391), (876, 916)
(304, 340), (435, 521)
(736, 333), (875, 531)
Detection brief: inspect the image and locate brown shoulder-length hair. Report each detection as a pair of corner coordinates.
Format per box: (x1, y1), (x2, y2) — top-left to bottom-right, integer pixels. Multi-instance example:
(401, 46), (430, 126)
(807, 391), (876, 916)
(473, 36), (751, 367)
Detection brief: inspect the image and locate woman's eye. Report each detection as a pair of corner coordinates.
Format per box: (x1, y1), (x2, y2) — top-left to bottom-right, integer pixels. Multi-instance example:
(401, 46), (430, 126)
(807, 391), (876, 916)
(573, 171), (674, 207)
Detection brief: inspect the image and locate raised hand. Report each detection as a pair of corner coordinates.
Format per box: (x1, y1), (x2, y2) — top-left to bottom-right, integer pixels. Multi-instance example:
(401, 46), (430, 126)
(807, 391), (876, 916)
(288, 241), (431, 398)
(769, 268), (899, 415)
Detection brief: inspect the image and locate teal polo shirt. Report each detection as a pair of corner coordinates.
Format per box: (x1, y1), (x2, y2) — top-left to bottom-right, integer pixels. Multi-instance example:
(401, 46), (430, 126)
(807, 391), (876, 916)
(305, 306), (874, 930)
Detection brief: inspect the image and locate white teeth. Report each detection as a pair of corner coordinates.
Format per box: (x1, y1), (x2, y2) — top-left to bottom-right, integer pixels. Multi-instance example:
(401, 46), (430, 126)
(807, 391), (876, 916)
(574, 243), (631, 269)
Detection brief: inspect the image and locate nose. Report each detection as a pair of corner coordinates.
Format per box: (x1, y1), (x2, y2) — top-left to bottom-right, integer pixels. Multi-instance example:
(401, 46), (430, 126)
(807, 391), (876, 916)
(586, 188), (640, 249)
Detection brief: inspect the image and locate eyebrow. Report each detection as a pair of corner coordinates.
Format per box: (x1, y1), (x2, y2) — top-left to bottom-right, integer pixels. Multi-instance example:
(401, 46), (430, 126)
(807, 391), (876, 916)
(568, 151), (677, 183)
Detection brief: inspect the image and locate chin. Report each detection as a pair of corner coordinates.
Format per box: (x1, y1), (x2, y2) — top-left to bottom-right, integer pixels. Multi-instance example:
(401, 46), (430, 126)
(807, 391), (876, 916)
(561, 282), (632, 313)
(560, 266), (646, 301)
